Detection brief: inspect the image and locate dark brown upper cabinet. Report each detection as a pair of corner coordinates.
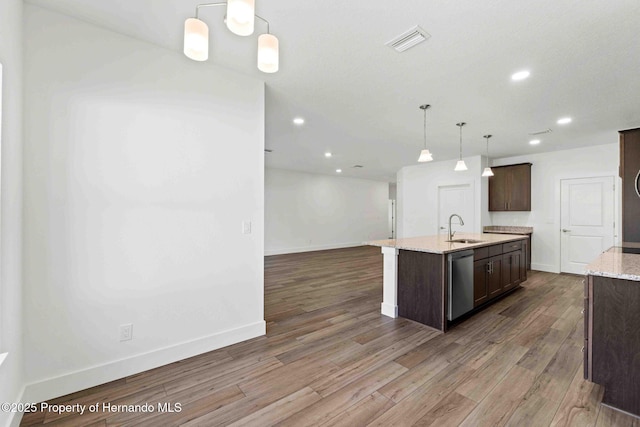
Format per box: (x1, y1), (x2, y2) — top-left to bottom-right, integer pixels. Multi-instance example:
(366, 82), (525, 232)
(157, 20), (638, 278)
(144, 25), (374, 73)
(488, 163), (532, 211)
(620, 128), (640, 242)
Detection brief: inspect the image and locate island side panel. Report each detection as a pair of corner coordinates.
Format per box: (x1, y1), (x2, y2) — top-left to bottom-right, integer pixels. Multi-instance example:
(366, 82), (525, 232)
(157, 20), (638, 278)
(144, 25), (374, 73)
(592, 275), (640, 416)
(380, 247), (399, 318)
(397, 250), (445, 331)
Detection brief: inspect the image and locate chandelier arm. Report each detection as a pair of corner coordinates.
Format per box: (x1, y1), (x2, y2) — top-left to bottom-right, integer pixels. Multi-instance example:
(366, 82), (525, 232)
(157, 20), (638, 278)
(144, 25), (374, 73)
(255, 14), (270, 34)
(195, 2), (226, 19)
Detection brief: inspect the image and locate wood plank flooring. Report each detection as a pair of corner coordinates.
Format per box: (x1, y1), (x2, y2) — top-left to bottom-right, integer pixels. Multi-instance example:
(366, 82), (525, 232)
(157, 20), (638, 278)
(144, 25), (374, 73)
(21, 246), (639, 426)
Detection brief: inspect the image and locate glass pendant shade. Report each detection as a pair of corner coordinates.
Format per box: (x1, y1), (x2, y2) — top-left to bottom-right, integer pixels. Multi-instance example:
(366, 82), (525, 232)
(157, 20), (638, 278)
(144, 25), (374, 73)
(418, 149), (433, 162)
(455, 160), (468, 171)
(184, 18), (209, 61)
(226, 0), (255, 36)
(257, 34), (279, 73)
(482, 167), (494, 177)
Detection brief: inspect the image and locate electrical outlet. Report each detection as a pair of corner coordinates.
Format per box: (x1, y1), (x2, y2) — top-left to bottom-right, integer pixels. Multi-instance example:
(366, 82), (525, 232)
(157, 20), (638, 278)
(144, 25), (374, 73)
(119, 324), (133, 342)
(242, 221), (252, 234)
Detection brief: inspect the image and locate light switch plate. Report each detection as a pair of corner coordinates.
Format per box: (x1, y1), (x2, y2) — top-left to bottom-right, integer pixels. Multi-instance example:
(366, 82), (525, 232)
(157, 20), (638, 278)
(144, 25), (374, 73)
(242, 221), (252, 234)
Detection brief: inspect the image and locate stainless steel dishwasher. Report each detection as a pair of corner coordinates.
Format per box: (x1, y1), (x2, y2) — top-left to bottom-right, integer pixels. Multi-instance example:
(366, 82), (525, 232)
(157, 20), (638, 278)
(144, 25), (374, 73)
(447, 250), (474, 321)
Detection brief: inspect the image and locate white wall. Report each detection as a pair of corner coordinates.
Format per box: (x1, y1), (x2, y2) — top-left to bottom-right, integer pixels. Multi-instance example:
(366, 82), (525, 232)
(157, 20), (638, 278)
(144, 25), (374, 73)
(23, 5), (265, 403)
(397, 155), (489, 238)
(265, 169), (388, 255)
(489, 143), (620, 273)
(0, 0), (24, 426)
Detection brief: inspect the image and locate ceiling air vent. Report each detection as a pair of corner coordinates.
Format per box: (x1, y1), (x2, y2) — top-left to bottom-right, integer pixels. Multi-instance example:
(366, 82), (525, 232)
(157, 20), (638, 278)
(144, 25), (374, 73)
(385, 26), (430, 52)
(528, 129), (552, 136)
(352, 165), (364, 168)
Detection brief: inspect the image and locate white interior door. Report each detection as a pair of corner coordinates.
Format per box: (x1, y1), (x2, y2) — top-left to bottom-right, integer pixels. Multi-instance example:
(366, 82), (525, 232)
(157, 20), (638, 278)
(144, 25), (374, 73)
(438, 184), (474, 236)
(560, 176), (615, 274)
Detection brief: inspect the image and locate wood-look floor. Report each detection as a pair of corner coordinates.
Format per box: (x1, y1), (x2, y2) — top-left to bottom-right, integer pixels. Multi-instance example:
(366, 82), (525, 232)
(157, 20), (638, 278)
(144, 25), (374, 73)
(21, 246), (639, 426)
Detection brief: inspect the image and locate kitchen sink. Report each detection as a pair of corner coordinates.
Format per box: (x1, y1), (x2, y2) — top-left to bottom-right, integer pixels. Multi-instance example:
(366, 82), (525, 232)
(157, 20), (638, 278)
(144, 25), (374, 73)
(446, 239), (485, 244)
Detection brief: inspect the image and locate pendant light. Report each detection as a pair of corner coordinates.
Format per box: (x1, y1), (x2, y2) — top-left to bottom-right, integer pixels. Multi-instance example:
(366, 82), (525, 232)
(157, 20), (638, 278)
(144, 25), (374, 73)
(454, 122), (468, 171)
(417, 104), (434, 162)
(183, 1), (279, 73)
(482, 134), (494, 177)
(184, 18), (209, 61)
(257, 33), (279, 73)
(226, 0), (255, 36)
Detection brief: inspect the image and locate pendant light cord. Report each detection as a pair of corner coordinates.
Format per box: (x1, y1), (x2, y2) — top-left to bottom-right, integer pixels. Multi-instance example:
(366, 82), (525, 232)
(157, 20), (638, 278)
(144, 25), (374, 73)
(456, 122), (465, 160)
(423, 109), (427, 149)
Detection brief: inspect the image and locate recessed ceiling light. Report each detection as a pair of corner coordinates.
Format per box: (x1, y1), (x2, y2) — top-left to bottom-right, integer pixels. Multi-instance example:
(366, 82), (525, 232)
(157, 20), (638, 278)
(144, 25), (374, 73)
(511, 70), (530, 81)
(325, 152), (332, 158)
(293, 117), (305, 125)
(557, 117), (572, 125)
(529, 139), (541, 145)
(336, 169), (342, 173)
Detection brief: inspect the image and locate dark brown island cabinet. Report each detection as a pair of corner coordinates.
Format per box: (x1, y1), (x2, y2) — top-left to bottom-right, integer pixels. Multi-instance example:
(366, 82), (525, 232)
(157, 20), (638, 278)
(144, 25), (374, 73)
(620, 128), (640, 242)
(585, 272), (640, 417)
(488, 163), (532, 211)
(398, 238), (527, 331)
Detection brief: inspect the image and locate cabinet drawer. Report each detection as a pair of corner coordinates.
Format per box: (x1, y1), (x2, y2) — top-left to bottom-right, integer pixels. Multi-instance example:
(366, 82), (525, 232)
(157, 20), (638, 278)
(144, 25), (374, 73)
(502, 241), (522, 253)
(474, 247), (489, 260)
(489, 244), (503, 257)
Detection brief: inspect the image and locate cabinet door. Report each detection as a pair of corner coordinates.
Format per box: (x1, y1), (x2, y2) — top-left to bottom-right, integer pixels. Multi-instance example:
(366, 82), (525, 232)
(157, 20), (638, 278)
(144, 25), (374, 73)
(501, 253), (514, 291)
(489, 167), (508, 211)
(511, 251), (522, 287)
(487, 255), (503, 297)
(473, 260), (489, 307)
(520, 246), (527, 281)
(508, 164), (531, 211)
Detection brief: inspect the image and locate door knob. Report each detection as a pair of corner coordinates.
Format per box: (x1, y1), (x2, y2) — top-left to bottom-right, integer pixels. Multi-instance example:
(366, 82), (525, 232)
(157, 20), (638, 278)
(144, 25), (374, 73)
(562, 229), (571, 233)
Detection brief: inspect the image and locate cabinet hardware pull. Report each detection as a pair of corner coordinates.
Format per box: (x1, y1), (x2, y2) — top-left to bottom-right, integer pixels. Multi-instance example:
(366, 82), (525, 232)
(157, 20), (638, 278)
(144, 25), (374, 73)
(581, 347), (585, 353)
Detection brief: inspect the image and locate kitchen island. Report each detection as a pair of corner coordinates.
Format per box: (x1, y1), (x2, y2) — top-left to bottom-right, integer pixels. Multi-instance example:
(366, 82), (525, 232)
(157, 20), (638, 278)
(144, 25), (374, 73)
(584, 244), (640, 417)
(369, 233), (529, 332)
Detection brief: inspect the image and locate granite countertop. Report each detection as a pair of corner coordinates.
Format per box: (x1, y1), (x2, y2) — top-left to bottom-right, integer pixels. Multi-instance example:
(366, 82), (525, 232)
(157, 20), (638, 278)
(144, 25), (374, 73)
(368, 233), (528, 254)
(585, 246), (640, 282)
(483, 226), (533, 235)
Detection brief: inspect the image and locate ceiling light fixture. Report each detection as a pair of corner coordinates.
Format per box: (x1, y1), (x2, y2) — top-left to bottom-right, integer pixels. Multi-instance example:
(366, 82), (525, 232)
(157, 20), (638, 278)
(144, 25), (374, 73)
(417, 104), (434, 162)
(336, 169), (342, 173)
(183, 1), (279, 73)
(293, 117), (305, 125)
(557, 117), (572, 125)
(324, 152), (332, 158)
(529, 139), (541, 145)
(511, 70), (530, 81)
(454, 122), (468, 171)
(482, 135), (494, 177)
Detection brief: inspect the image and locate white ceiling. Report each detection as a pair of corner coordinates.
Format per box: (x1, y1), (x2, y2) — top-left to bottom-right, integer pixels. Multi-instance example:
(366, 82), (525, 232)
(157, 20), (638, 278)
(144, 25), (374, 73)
(27, 0), (640, 182)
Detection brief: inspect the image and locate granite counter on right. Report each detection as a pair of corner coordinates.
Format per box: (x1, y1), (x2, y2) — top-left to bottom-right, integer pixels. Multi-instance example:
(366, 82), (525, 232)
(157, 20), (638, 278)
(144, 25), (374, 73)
(583, 244), (640, 418)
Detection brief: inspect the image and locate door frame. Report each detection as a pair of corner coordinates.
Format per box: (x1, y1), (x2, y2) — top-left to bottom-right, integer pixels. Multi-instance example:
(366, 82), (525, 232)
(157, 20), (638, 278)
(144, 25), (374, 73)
(557, 173), (619, 273)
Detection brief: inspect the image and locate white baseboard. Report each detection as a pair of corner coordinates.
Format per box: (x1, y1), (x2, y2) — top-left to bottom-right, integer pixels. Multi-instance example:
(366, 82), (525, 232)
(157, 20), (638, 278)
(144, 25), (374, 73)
(6, 386), (26, 427)
(381, 303), (398, 318)
(265, 242), (363, 256)
(531, 263), (559, 273)
(22, 321), (266, 405)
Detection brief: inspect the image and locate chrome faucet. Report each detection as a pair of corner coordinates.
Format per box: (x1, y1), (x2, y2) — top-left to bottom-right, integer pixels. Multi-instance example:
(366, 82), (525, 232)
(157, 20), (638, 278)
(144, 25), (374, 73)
(448, 214), (465, 241)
